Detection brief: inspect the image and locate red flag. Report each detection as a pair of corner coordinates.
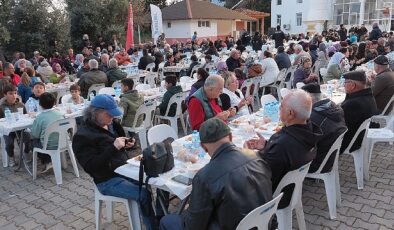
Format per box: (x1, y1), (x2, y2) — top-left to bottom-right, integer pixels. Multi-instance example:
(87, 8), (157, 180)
(125, 2), (134, 51)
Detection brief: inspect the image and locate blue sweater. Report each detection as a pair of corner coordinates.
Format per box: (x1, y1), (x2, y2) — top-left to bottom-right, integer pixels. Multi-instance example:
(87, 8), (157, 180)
(17, 77), (40, 103)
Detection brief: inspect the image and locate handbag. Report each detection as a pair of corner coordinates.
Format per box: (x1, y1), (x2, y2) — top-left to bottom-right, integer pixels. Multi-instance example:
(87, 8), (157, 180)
(138, 137), (175, 197)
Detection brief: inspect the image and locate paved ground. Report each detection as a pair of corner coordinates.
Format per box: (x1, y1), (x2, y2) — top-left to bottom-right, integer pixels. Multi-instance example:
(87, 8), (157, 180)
(0, 142), (393, 230)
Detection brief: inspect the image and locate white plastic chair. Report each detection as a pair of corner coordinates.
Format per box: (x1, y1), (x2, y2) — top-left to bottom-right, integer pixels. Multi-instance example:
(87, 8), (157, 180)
(260, 94), (278, 111)
(145, 62), (156, 72)
(342, 118), (372, 190)
(88, 83), (106, 100)
(364, 116), (394, 180)
(135, 84), (151, 91)
(279, 88), (290, 100)
(381, 94), (394, 115)
(144, 73), (157, 88)
(240, 78), (254, 98)
(94, 186), (141, 230)
(147, 124), (178, 145)
(98, 87), (116, 96)
(320, 68), (328, 83)
(251, 76), (262, 111)
(236, 193), (283, 230)
(60, 94), (72, 104)
(123, 102), (157, 149)
(32, 118), (79, 185)
(296, 82), (305, 89)
(285, 66), (298, 89)
(190, 64), (201, 78)
(180, 76), (192, 84)
(55, 89), (69, 106)
(155, 92), (187, 136)
(306, 130), (347, 219)
(273, 162), (311, 230)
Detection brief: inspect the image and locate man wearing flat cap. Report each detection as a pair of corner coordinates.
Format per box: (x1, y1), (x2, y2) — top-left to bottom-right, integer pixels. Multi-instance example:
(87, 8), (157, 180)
(340, 71), (378, 153)
(301, 83), (347, 173)
(160, 118), (272, 230)
(371, 55), (394, 113)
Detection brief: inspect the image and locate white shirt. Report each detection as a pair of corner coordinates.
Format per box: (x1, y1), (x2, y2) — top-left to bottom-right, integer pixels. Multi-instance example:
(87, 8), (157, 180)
(260, 57), (279, 86)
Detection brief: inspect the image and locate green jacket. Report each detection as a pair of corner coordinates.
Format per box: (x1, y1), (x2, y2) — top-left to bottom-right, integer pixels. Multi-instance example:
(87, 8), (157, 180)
(0, 99), (26, 118)
(326, 64), (343, 81)
(159, 85), (183, 116)
(106, 68), (127, 87)
(119, 90), (144, 127)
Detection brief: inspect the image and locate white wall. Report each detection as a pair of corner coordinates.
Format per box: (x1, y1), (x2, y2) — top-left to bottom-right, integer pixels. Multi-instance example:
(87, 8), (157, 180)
(162, 19), (218, 40)
(271, 0), (333, 34)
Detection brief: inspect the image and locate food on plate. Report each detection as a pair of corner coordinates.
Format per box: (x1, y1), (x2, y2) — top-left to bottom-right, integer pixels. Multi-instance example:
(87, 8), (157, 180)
(185, 135), (192, 141)
(177, 149), (198, 163)
(232, 119), (241, 124)
(263, 116), (271, 123)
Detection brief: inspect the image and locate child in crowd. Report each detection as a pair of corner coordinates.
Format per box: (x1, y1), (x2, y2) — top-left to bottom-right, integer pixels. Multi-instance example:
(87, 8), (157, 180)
(31, 92), (65, 172)
(158, 75), (183, 116)
(0, 84), (31, 166)
(65, 84), (84, 105)
(25, 82), (46, 113)
(119, 78), (144, 128)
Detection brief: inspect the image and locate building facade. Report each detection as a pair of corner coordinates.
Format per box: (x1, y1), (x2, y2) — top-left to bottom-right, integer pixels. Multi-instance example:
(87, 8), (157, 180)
(271, 0), (394, 34)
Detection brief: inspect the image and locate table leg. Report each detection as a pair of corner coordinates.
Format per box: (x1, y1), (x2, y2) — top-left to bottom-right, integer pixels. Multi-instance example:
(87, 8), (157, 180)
(14, 129), (32, 175)
(176, 195), (190, 215)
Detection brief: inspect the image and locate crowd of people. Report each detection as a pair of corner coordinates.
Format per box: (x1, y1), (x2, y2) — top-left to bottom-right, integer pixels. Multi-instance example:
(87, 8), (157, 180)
(0, 22), (393, 230)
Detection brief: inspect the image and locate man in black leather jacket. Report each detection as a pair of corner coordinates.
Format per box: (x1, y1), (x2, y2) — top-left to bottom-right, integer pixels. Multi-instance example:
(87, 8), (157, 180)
(160, 118), (272, 230)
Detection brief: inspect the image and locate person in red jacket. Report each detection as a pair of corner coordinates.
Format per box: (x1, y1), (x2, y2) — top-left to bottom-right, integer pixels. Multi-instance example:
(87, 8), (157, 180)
(2, 62), (21, 87)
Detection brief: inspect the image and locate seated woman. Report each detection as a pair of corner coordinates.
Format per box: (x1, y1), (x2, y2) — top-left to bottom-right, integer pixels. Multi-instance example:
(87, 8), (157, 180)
(292, 56), (318, 88)
(215, 61), (228, 75)
(72, 94), (155, 229)
(64, 84), (84, 105)
(186, 68), (209, 103)
(50, 62), (66, 83)
(158, 75), (183, 116)
(325, 52), (346, 81)
(18, 73), (33, 103)
(106, 58), (127, 87)
(220, 71), (252, 120)
(259, 51), (279, 86)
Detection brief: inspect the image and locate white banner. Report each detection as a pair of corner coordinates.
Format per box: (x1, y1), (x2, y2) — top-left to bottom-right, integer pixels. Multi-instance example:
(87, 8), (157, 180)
(150, 4), (163, 44)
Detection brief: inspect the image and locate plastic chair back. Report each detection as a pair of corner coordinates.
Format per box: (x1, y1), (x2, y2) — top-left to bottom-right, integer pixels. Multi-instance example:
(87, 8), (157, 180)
(88, 83), (105, 100)
(147, 124), (178, 145)
(144, 73), (157, 88)
(343, 118), (371, 154)
(180, 76), (192, 84)
(55, 90), (68, 105)
(41, 118), (77, 151)
(280, 88), (290, 99)
(296, 82), (305, 89)
(273, 162), (311, 210)
(135, 84), (151, 91)
(240, 78), (254, 98)
(381, 94), (394, 115)
(190, 64), (202, 78)
(145, 63), (156, 72)
(98, 87), (116, 96)
(164, 92), (185, 117)
(236, 193), (284, 230)
(132, 101), (157, 129)
(313, 130), (347, 174)
(61, 94), (72, 104)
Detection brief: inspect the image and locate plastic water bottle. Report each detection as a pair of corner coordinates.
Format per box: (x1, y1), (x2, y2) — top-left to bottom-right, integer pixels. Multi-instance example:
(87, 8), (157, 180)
(191, 130), (199, 149)
(4, 108), (12, 122)
(114, 87), (121, 97)
(26, 99), (35, 113)
(339, 75), (345, 87)
(272, 102), (279, 122)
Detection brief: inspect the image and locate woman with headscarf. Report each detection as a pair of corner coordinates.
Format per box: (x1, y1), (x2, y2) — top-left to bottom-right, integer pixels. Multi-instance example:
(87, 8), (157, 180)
(215, 61), (228, 74)
(326, 52), (346, 81)
(354, 42), (367, 67)
(73, 54), (84, 72)
(292, 56), (318, 87)
(50, 62), (66, 83)
(317, 43), (329, 66)
(36, 60), (53, 83)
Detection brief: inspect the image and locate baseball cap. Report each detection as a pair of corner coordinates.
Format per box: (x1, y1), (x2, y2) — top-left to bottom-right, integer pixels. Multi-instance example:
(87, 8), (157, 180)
(91, 94), (122, 117)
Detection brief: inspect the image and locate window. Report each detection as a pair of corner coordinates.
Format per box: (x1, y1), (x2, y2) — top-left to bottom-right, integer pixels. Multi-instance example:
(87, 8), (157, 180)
(296, 13), (302, 26)
(277, 0), (282, 5)
(297, 0), (302, 3)
(198, 20), (210, 28)
(277, 14), (281, 27)
(334, 2), (361, 25)
(167, 22), (171, 28)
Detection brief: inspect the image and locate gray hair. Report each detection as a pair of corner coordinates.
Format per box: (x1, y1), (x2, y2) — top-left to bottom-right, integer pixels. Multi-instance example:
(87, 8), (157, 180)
(285, 89), (312, 121)
(204, 75), (224, 89)
(101, 53), (109, 62)
(108, 58), (118, 69)
(88, 59), (99, 70)
(221, 71), (235, 88)
(294, 44), (303, 52)
(83, 106), (107, 127)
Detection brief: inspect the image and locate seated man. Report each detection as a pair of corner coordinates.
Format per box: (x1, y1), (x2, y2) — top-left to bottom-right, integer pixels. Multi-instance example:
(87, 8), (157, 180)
(340, 71), (378, 153)
(78, 59), (108, 98)
(76, 58), (90, 78)
(25, 82), (46, 113)
(301, 83), (347, 173)
(0, 84), (31, 166)
(31, 93), (65, 172)
(72, 94), (155, 229)
(226, 50), (242, 72)
(371, 55), (394, 114)
(188, 75), (230, 130)
(158, 75), (183, 117)
(138, 49), (155, 70)
(115, 48), (131, 65)
(106, 58), (127, 87)
(119, 78), (144, 127)
(245, 89), (321, 208)
(160, 118), (272, 230)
